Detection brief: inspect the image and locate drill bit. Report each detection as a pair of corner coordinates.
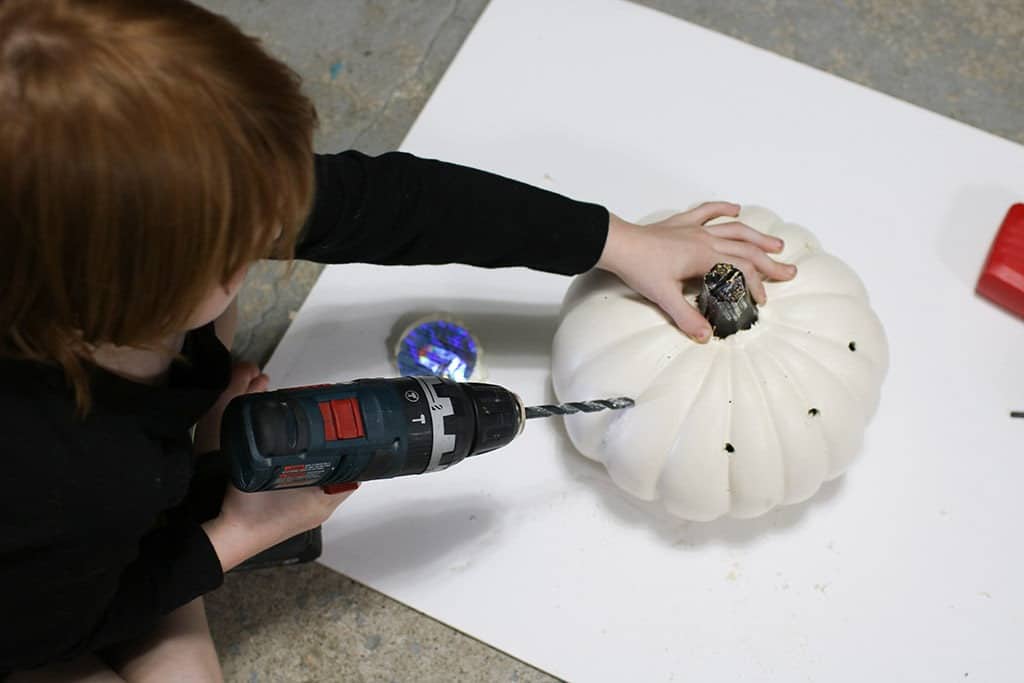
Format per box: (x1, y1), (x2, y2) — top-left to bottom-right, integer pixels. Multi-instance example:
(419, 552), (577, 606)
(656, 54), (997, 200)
(524, 397), (635, 420)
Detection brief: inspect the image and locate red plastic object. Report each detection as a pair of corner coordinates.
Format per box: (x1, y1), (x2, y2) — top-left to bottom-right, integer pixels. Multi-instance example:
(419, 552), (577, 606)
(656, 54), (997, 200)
(977, 203), (1024, 318)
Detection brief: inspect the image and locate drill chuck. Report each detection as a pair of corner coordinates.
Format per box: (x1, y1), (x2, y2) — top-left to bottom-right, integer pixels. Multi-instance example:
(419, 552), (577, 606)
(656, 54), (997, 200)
(222, 377), (524, 492)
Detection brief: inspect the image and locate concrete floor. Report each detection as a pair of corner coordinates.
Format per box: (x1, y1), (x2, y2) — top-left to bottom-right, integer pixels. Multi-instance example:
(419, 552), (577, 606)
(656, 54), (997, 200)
(193, 1), (1024, 681)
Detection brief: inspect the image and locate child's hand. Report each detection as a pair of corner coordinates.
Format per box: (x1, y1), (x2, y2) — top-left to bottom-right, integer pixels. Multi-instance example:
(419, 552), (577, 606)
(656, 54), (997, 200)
(595, 202), (797, 342)
(194, 362), (357, 572)
(202, 483), (357, 572)
(193, 362), (268, 455)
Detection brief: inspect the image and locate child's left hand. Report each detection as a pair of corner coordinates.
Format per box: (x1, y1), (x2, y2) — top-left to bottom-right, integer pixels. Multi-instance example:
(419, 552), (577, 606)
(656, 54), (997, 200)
(194, 362), (269, 455)
(595, 201), (797, 343)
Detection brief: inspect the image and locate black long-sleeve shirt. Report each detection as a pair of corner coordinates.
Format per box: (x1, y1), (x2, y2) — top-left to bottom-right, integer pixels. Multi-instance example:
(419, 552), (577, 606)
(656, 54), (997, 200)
(0, 152), (608, 672)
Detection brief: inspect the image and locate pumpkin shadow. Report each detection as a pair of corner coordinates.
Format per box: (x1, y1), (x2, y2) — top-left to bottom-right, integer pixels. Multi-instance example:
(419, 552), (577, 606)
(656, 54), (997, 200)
(542, 379), (847, 547)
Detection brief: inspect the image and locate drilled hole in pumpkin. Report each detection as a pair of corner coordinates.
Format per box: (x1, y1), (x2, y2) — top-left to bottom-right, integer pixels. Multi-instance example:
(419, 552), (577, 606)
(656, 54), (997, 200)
(808, 408), (819, 416)
(724, 442), (735, 453)
(848, 341), (857, 351)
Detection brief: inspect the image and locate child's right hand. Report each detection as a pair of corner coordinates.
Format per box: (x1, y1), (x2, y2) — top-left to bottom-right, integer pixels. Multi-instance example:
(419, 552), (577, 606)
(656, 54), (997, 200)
(596, 202), (796, 342)
(202, 483), (357, 573)
(198, 365), (358, 572)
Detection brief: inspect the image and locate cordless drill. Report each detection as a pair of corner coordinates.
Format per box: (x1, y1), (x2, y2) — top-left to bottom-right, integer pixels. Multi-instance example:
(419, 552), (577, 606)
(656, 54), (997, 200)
(221, 375), (633, 494)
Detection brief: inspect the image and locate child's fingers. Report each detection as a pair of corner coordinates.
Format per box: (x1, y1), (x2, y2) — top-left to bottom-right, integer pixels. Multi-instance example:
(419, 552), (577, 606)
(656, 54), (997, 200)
(651, 287), (712, 342)
(248, 373), (270, 393)
(705, 221), (784, 253)
(679, 201), (741, 226)
(234, 361), (261, 382)
(713, 239), (795, 283)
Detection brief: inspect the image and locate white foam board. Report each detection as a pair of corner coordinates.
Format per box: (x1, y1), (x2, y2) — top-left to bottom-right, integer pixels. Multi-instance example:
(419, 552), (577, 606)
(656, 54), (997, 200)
(265, 0), (1024, 680)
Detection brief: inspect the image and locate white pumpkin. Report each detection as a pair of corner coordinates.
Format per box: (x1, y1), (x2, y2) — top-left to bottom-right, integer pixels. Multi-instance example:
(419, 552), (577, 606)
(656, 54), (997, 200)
(551, 206), (888, 521)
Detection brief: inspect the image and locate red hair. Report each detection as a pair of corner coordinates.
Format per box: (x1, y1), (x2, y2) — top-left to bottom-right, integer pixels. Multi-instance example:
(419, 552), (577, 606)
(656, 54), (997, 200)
(0, 0), (317, 410)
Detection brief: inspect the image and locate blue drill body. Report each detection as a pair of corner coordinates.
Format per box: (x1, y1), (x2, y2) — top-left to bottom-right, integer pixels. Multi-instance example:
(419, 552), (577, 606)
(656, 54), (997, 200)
(222, 376), (524, 492)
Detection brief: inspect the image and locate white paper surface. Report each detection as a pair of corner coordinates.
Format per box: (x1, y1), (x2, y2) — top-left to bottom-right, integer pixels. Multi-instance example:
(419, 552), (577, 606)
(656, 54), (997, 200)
(265, 0), (1024, 680)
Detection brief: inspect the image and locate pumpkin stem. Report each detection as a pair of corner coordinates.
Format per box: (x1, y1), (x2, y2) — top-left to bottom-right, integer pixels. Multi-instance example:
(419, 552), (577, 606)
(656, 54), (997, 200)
(697, 263), (758, 338)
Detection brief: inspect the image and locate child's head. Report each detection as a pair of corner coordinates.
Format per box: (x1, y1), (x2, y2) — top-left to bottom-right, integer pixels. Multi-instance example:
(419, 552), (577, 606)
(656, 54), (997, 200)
(0, 0), (316, 404)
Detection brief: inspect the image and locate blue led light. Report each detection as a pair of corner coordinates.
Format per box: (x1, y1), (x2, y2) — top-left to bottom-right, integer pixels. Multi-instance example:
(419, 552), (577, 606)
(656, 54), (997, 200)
(395, 319), (479, 382)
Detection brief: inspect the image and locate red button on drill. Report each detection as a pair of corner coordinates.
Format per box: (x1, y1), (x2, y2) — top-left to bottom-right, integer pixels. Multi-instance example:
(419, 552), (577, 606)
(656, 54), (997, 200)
(317, 398), (365, 441)
(330, 398), (365, 439)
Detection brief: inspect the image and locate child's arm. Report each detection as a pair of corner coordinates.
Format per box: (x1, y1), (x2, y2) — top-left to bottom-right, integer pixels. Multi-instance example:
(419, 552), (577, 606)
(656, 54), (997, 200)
(1, 458), (350, 671)
(293, 152), (791, 340)
(1, 484), (224, 669)
(596, 204), (794, 340)
(295, 151), (607, 275)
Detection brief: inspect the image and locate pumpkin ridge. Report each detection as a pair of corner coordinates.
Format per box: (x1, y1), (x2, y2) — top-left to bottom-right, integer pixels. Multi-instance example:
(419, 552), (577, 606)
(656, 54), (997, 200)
(764, 327), (870, 477)
(754, 331), (835, 478)
(558, 270), (632, 312)
(768, 290), (866, 307)
(780, 249), (823, 267)
(769, 324), (875, 409)
(654, 344), (723, 508)
(567, 326), (690, 406)
(725, 347), (736, 514)
(736, 348), (787, 511)
(634, 339), (712, 403)
(767, 318), (884, 376)
(562, 321), (673, 381)
(770, 286), (860, 303)
(745, 344), (830, 502)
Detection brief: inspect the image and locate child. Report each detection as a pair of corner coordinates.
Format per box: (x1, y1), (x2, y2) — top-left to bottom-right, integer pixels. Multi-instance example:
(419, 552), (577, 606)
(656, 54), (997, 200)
(0, 0), (794, 679)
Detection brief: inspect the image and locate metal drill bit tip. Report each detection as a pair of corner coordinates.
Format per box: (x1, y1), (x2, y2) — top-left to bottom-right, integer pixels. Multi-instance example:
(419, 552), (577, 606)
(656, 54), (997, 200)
(524, 397), (635, 420)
